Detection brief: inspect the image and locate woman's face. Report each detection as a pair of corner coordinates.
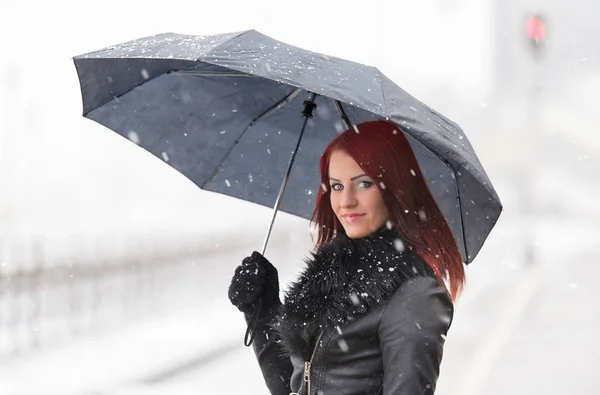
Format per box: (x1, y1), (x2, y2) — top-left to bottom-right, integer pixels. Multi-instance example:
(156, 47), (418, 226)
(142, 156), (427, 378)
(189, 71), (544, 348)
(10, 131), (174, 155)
(328, 149), (389, 238)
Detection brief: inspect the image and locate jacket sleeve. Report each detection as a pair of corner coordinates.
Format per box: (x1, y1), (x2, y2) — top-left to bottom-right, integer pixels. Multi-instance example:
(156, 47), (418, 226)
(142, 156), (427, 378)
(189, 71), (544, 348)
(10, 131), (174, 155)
(378, 276), (454, 395)
(245, 312), (294, 395)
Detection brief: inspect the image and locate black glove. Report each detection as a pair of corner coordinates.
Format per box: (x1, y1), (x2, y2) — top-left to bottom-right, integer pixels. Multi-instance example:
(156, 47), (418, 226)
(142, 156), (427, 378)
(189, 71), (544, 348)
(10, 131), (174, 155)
(228, 251), (281, 317)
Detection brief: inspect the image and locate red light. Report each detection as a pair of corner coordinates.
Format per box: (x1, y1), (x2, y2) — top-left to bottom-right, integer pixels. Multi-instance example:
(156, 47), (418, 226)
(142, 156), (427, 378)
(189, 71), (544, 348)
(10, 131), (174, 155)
(526, 15), (546, 42)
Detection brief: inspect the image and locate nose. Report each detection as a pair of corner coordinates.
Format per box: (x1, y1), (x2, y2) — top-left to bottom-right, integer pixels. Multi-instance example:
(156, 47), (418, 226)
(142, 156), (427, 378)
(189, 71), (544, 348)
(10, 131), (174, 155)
(339, 186), (357, 208)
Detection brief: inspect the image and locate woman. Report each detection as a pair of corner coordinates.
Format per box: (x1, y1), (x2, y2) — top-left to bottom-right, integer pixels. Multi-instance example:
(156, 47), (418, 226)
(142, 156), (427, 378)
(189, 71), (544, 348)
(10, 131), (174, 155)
(228, 119), (465, 395)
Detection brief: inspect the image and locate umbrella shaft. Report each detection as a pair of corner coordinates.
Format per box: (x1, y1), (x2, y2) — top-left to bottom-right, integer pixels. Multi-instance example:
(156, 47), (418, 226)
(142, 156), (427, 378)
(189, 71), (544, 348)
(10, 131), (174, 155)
(261, 93), (316, 255)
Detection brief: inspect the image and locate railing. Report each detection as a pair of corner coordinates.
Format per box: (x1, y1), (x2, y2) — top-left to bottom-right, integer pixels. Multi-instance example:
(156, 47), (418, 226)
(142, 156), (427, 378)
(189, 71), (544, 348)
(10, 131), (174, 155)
(0, 235), (244, 363)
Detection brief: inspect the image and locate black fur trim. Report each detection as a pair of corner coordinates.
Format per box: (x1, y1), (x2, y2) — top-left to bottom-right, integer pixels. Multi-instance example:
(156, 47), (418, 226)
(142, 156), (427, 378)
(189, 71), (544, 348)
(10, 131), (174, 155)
(272, 227), (434, 360)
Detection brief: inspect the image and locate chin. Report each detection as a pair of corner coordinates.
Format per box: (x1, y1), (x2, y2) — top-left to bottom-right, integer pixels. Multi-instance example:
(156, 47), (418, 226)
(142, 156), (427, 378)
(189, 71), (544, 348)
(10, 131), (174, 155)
(343, 227), (372, 239)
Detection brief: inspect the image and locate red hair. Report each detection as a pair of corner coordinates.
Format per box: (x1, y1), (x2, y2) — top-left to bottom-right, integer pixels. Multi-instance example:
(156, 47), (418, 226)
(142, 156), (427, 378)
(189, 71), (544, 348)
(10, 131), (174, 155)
(311, 120), (465, 300)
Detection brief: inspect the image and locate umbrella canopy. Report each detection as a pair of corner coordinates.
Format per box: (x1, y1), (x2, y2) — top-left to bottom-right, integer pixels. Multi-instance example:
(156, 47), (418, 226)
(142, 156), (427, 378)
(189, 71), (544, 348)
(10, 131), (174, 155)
(73, 29), (502, 263)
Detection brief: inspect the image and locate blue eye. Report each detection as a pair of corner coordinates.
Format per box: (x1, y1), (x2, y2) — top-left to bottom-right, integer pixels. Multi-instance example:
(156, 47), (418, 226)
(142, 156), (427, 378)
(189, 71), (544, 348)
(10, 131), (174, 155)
(330, 183), (343, 191)
(358, 180), (373, 188)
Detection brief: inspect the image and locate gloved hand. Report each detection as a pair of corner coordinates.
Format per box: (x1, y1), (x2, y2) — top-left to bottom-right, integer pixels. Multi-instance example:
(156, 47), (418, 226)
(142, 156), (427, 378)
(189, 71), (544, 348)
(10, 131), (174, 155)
(228, 251), (281, 317)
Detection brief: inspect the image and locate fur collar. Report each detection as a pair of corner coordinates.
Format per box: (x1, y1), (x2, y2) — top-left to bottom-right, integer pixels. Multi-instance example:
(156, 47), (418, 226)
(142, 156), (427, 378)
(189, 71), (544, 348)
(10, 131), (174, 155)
(273, 227), (434, 360)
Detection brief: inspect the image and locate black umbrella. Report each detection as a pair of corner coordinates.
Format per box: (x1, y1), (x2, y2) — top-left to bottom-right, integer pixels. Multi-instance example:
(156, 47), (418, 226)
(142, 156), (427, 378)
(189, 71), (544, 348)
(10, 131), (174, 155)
(73, 30), (501, 267)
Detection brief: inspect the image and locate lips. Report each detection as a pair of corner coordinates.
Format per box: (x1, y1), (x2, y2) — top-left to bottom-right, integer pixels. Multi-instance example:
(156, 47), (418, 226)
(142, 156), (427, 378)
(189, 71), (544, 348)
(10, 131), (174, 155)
(342, 213), (365, 223)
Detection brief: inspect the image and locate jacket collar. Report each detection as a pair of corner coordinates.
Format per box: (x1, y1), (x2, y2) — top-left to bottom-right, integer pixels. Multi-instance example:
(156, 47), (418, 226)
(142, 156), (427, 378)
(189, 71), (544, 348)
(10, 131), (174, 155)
(273, 227), (433, 360)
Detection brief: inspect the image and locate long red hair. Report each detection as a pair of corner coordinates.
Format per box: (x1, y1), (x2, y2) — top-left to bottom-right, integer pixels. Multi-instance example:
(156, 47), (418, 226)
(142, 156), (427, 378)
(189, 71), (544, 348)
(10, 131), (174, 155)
(311, 120), (465, 300)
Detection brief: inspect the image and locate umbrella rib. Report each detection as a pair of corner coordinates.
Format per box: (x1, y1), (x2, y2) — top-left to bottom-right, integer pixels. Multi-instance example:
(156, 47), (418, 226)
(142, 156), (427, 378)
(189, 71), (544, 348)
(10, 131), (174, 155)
(333, 100), (351, 129)
(432, 158), (469, 263)
(203, 88), (303, 187)
(454, 180), (470, 262)
(426, 154), (469, 263)
(424, 156), (469, 263)
(376, 68), (389, 116)
(172, 70), (261, 78)
(245, 88), (303, 127)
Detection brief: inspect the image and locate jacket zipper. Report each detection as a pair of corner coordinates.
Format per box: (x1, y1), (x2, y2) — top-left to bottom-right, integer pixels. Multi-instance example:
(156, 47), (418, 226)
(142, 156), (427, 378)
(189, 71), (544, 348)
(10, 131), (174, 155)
(290, 331), (323, 395)
(305, 331), (323, 395)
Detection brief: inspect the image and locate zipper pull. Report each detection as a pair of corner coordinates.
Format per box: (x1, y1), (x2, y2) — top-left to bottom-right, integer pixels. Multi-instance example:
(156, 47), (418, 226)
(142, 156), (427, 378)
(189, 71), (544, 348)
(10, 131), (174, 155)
(304, 361), (311, 382)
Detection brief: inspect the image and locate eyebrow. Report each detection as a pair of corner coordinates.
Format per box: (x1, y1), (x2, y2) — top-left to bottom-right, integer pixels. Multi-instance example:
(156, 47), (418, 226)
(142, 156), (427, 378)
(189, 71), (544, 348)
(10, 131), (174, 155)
(329, 173), (369, 182)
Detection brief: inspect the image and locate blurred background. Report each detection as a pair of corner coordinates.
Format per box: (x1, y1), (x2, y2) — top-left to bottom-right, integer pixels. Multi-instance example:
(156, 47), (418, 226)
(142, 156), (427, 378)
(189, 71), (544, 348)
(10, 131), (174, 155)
(1, 0), (599, 394)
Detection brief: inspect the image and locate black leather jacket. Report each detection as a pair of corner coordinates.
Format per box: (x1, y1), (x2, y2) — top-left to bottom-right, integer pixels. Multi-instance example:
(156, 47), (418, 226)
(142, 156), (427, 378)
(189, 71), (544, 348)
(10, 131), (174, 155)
(248, 230), (454, 395)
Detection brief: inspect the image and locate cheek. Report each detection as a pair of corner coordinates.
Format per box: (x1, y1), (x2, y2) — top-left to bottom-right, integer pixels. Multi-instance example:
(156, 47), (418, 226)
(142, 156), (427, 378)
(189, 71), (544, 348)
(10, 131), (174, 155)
(371, 194), (388, 218)
(329, 193), (337, 209)
(379, 204), (389, 220)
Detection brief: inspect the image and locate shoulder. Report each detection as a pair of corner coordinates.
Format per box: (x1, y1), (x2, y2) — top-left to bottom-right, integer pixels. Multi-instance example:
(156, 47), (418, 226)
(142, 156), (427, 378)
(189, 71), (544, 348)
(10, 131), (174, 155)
(379, 276), (454, 335)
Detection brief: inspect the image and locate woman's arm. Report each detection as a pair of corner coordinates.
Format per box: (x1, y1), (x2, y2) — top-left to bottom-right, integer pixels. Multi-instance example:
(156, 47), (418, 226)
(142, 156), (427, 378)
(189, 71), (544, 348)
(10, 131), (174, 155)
(228, 251), (294, 394)
(246, 312), (294, 395)
(378, 276), (454, 395)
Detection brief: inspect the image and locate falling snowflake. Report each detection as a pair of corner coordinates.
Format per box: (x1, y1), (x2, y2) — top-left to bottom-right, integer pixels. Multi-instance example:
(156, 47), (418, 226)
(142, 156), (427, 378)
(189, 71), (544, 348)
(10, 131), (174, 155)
(334, 121), (345, 133)
(127, 131), (140, 144)
(161, 152), (169, 162)
(140, 68), (150, 80)
(393, 239), (405, 253)
(338, 339), (350, 352)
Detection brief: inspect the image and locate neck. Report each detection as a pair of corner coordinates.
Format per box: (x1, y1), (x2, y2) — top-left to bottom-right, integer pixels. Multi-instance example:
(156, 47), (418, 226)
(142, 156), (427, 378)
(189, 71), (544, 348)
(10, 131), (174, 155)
(339, 224), (399, 241)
